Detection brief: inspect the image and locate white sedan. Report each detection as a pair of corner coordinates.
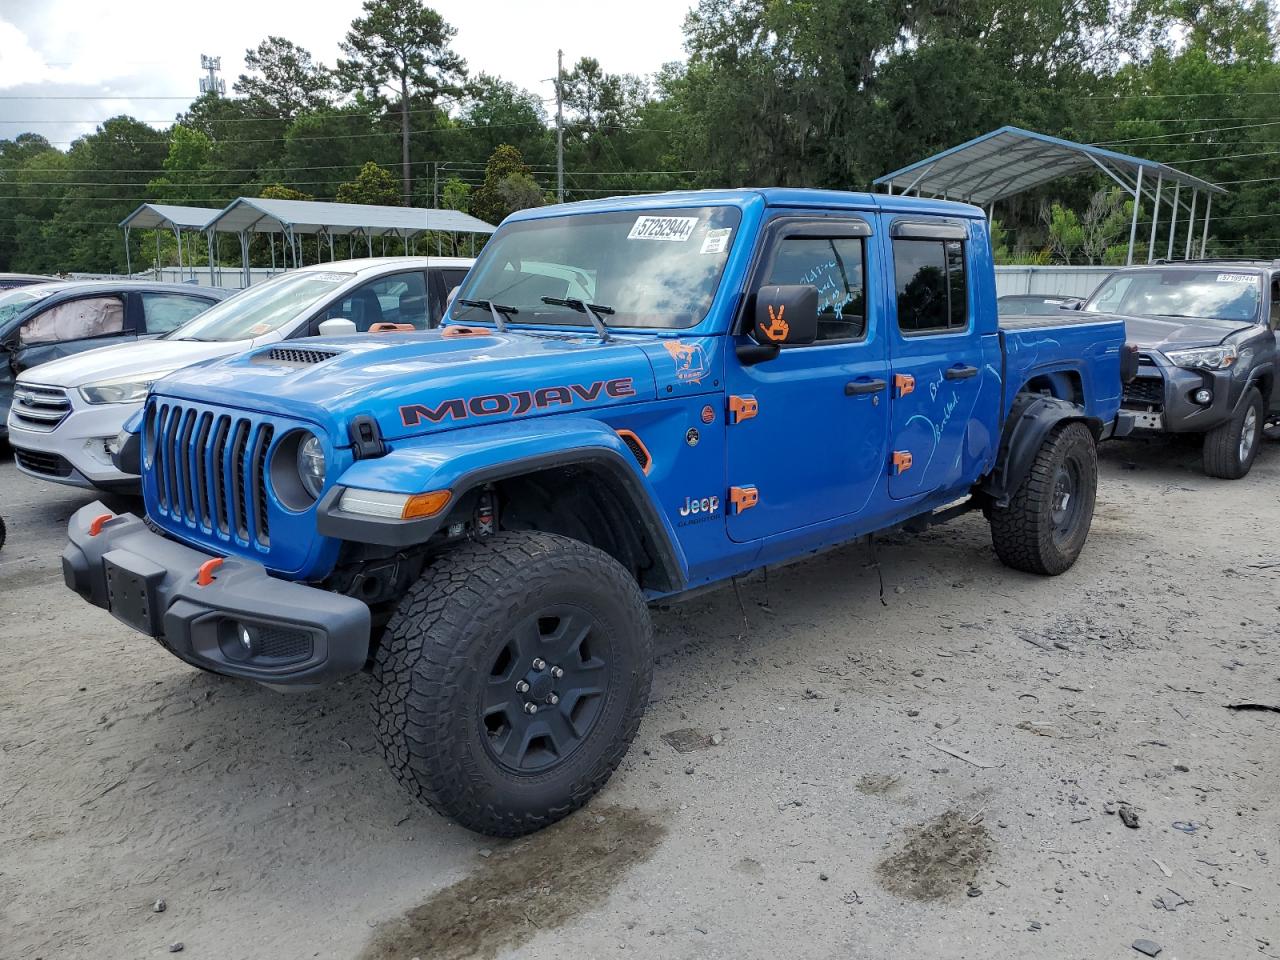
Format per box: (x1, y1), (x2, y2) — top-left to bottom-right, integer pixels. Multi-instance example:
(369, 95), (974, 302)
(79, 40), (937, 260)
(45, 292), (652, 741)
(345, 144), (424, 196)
(7, 256), (473, 492)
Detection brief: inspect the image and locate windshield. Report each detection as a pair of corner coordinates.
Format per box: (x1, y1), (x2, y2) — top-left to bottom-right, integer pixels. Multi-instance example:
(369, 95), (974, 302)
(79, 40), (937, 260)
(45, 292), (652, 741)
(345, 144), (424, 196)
(0, 286), (55, 329)
(1084, 269), (1261, 322)
(167, 270), (353, 342)
(451, 206), (742, 330)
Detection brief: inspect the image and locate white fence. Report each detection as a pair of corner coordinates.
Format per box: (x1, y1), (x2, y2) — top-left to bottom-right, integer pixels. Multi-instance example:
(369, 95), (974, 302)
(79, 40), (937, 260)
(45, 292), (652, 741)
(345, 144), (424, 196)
(994, 265), (1113, 299)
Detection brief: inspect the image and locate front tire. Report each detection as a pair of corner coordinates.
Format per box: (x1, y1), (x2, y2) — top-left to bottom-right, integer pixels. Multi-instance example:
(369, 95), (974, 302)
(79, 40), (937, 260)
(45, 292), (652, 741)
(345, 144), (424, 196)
(1203, 387), (1264, 479)
(371, 531), (653, 837)
(989, 422), (1098, 576)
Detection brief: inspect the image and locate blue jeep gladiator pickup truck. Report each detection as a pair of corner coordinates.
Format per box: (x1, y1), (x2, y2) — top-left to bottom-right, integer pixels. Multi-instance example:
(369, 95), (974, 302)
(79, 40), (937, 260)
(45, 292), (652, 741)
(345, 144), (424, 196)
(64, 189), (1130, 836)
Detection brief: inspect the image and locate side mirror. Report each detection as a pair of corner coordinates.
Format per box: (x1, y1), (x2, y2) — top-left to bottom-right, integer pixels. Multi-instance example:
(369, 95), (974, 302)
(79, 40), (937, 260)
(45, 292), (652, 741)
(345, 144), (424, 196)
(317, 317), (358, 337)
(753, 284), (819, 347)
(446, 285), (460, 307)
(1061, 298), (1085, 311)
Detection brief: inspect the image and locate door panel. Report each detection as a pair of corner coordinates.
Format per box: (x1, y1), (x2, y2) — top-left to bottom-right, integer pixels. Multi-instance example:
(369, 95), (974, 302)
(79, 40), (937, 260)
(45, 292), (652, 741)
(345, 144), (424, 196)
(887, 232), (984, 501)
(724, 218), (890, 542)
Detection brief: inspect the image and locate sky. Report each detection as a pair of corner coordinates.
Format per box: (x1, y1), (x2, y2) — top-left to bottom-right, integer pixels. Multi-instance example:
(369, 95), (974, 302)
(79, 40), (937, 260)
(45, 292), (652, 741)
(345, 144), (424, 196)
(0, 0), (694, 147)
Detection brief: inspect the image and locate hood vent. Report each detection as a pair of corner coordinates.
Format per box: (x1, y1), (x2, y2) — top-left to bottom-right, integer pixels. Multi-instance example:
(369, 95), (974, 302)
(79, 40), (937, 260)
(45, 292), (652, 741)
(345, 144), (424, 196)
(261, 346), (341, 367)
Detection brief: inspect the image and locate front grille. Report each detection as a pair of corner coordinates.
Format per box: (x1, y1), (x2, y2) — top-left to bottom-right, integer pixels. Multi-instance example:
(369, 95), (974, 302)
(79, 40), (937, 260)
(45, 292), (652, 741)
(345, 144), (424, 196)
(10, 383), (71, 431)
(14, 447), (73, 478)
(1123, 377), (1165, 408)
(262, 346), (339, 366)
(147, 402), (273, 548)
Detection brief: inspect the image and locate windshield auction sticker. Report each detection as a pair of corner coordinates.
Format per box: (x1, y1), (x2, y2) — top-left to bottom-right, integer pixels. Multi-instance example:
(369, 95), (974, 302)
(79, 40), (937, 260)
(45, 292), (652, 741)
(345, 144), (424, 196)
(1217, 273), (1256, 283)
(628, 216), (699, 241)
(700, 228), (732, 254)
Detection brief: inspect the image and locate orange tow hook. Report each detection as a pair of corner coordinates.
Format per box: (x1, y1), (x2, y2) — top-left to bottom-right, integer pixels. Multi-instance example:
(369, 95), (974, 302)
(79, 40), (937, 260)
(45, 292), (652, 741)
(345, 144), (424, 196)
(88, 513), (114, 537)
(196, 557), (224, 587)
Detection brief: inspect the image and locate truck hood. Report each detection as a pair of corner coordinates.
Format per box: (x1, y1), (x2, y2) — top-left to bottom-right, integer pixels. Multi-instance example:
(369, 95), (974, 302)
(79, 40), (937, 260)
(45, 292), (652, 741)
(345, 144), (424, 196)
(1116, 314), (1255, 352)
(16, 338), (249, 389)
(152, 329), (662, 444)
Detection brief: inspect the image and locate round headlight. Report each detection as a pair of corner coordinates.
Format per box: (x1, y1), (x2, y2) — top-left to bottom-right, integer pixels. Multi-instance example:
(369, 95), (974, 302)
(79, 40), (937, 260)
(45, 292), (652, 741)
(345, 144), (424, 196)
(296, 434), (326, 499)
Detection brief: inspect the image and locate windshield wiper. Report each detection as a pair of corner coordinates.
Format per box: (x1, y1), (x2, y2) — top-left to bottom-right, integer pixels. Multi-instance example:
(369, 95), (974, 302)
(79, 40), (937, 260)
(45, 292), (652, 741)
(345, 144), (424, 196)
(540, 296), (614, 342)
(456, 298), (518, 333)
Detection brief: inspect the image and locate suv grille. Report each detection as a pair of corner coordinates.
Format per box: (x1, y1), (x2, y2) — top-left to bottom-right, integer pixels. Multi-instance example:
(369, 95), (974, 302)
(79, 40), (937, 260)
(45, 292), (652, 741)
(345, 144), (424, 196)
(147, 402), (273, 548)
(263, 346), (340, 366)
(10, 383), (71, 431)
(1123, 377), (1164, 409)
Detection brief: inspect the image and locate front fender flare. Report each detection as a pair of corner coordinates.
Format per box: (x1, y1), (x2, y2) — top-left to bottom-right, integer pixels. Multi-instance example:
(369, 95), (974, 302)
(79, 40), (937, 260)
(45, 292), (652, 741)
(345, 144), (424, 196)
(316, 417), (688, 589)
(981, 395), (1100, 507)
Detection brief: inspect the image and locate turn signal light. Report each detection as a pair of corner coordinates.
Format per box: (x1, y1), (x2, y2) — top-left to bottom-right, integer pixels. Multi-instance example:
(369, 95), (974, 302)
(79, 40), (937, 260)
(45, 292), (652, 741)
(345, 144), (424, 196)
(402, 490), (452, 519)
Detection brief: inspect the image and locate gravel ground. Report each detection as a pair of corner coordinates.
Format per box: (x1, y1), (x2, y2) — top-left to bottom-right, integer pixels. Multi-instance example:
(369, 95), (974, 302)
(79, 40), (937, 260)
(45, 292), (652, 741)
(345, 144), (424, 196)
(1, 437), (1276, 960)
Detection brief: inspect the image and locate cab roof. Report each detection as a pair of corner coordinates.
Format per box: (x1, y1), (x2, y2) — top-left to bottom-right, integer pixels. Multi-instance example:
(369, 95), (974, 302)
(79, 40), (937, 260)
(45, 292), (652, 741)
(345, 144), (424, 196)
(506, 188), (986, 223)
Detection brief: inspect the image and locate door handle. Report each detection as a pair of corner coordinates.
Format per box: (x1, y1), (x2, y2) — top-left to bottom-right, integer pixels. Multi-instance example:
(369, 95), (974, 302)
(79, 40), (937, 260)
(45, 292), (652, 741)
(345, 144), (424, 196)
(944, 365), (979, 381)
(845, 378), (887, 396)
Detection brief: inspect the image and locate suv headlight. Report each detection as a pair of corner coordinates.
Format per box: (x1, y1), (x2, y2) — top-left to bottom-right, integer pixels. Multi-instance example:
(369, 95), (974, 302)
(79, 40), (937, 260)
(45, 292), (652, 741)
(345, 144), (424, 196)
(79, 374), (165, 405)
(1163, 344), (1237, 370)
(297, 434), (327, 499)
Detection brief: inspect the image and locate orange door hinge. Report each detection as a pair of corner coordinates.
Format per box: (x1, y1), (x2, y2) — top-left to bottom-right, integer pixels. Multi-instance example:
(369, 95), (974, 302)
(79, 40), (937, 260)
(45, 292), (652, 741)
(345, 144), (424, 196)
(891, 451), (913, 476)
(893, 373), (915, 398)
(729, 485), (759, 514)
(728, 395), (759, 424)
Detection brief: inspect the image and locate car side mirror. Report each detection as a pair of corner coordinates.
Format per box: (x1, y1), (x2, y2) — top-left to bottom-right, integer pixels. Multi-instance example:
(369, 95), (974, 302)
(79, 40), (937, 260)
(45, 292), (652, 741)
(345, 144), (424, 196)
(1061, 298), (1084, 311)
(753, 284), (818, 347)
(446, 285), (460, 307)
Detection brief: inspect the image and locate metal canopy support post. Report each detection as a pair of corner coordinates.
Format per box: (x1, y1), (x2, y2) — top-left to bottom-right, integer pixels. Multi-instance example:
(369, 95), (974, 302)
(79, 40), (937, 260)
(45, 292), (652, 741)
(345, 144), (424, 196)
(367, 232), (373, 258)
(1200, 194), (1213, 257)
(123, 225), (132, 276)
(1126, 166), (1144, 266)
(1147, 172), (1163, 264)
(207, 230), (216, 286)
(155, 230), (161, 279)
(172, 226), (184, 281)
(239, 231), (251, 287)
(1167, 182), (1180, 260)
(1184, 191), (1198, 260)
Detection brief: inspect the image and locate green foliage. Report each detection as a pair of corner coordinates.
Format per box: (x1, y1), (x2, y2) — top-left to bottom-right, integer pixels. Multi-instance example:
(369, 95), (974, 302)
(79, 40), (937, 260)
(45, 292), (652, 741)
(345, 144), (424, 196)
(259, 184), (313, 201)
(440, 176), (471, 212)
(235, 36), (335, 118)
(470, 145), (542, 226)
(336, 161), (402, 205)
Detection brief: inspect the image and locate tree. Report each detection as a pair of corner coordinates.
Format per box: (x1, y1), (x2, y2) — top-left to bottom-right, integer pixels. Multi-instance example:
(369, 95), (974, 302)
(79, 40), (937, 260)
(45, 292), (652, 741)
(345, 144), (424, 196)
(470, 145), (543, 225)
(339, 0), (467, 204)
(235, 36), (334, 118)
(146, 125), (215, 204)
(259, 184), (313, 201)
(336, 161), (402, 205)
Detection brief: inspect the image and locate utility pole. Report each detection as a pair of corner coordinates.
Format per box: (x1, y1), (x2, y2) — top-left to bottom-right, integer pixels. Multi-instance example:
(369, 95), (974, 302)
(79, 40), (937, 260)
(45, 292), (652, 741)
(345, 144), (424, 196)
(199, 55), (225, 97)
(555, 49), (565, 203)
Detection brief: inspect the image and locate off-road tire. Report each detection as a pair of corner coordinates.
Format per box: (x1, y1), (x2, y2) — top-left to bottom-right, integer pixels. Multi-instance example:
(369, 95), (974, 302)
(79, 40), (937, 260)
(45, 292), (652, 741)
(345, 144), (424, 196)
(989, 422), (1097, 576)
(1203, 387), (1263, 479)
(371, 531), (653, 837)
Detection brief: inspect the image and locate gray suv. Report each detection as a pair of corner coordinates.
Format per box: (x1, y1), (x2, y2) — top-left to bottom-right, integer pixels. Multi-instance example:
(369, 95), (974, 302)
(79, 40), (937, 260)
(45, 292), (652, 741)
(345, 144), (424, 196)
(1081, 261), (1279, 479)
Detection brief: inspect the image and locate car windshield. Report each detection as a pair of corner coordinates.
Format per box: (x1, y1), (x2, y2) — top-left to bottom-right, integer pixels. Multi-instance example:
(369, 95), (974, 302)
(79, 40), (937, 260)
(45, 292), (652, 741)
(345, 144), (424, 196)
(166, 270), (353, 342)
(1084, 269), (1261, 322)
(450, 206), (743, 330)
(0, 286), (55, 328)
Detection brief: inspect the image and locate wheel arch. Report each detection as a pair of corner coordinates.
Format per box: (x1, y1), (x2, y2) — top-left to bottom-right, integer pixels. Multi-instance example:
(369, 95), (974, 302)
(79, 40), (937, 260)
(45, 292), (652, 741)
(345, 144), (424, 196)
(319, 420), (688, 594)
(981, 393), (1100, 507)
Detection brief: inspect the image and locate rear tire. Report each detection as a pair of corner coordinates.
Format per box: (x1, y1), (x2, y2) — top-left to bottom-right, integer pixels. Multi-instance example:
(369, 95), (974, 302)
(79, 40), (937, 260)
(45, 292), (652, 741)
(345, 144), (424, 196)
(989, 422), (1098, 576)
(1202, 387), (1263, 479)
(371, 531), (653, 837)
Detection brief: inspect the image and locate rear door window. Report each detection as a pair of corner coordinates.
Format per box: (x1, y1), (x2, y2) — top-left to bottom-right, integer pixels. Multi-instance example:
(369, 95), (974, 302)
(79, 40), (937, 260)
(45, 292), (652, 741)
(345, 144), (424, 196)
(892, 239), (968, 335)
(141, 292), (215, 334)
(21, 295), (125, 345)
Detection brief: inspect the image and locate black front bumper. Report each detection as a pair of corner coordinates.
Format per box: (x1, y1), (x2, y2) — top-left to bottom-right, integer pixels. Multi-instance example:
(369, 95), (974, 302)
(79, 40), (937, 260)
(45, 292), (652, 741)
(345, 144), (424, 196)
(63, 502), (370, 687)
(1123, 362), (1237, 434)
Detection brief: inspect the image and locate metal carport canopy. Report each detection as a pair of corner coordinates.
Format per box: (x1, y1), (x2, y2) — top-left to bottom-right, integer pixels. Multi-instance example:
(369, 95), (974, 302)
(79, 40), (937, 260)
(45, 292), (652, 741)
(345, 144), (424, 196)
(118, 203), (222, 282)
(206, 197), (496, 238)
(872, 125), (1225, 205)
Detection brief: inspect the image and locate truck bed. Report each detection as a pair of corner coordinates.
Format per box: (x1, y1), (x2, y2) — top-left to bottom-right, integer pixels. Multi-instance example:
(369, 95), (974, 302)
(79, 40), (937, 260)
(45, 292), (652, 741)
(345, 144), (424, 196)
(998, 312), (1126, 426)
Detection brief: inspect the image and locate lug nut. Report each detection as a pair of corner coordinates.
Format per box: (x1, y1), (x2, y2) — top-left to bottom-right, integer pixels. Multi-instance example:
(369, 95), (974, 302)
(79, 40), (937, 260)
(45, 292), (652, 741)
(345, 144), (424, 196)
(550, 666), (564, 678)
(523, 702), (539, 715)
(515, 680), (530, 693)
(532, 658), (546, 671)
(547, 693), (560, 705)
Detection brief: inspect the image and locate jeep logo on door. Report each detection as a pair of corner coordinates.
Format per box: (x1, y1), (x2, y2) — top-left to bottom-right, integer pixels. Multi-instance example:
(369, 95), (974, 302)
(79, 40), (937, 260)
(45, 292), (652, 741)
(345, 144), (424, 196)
(399, 377), (637, 427)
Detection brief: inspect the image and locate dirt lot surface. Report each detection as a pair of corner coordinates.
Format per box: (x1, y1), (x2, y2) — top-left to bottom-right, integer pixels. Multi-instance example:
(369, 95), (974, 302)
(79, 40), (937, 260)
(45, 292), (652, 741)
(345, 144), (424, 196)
(1, 437), (1277, 960)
